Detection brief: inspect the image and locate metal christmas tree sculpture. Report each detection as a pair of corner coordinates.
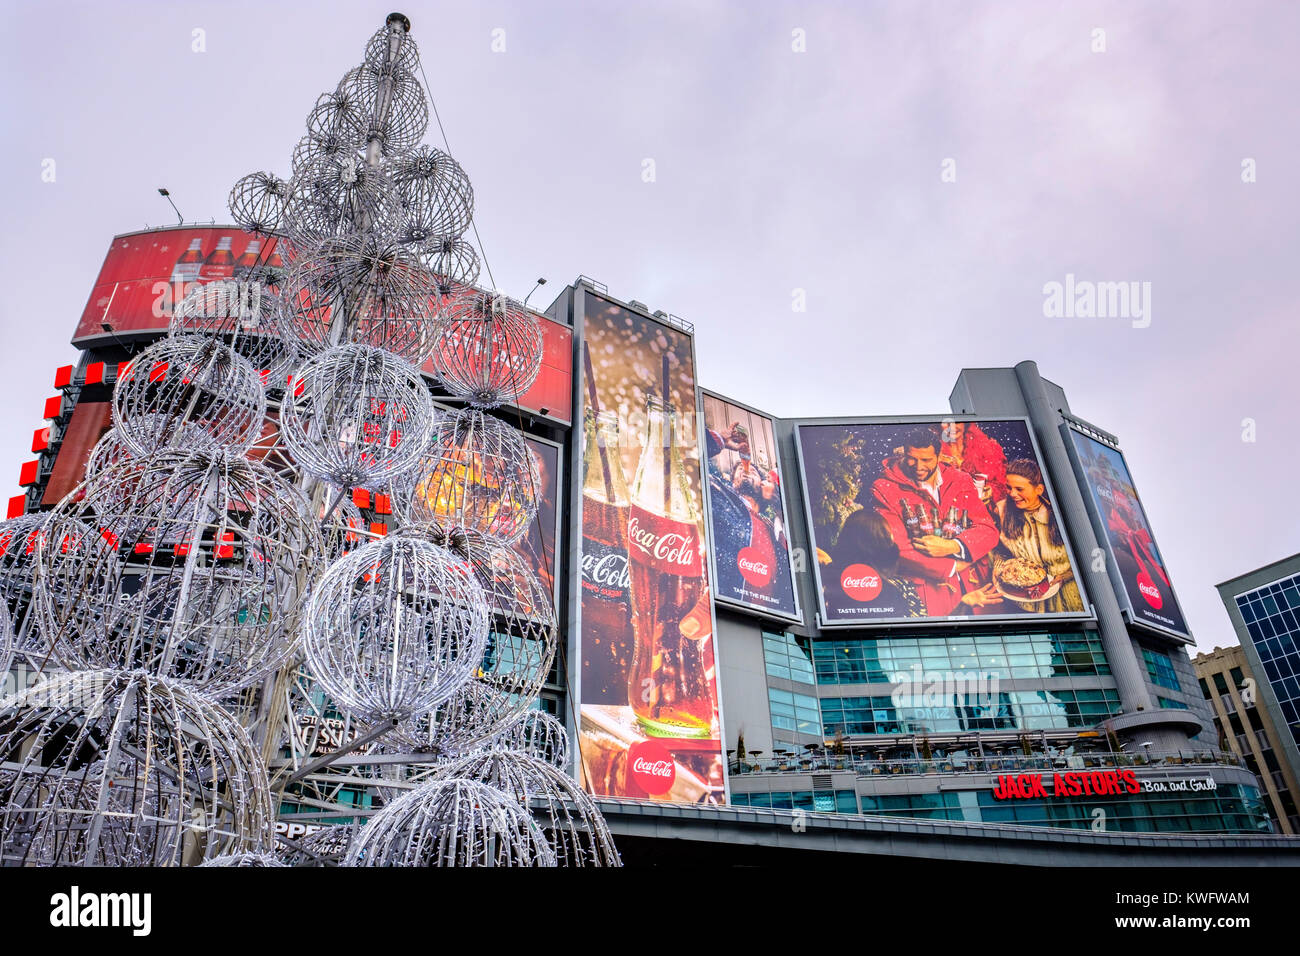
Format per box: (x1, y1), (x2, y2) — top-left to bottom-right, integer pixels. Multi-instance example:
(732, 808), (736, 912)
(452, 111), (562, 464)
(0, 12), (618, 867)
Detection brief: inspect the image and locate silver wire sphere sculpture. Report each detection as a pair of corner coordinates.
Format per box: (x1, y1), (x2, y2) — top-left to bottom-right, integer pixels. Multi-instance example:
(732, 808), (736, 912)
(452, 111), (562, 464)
(395, 524), (555, 743)
(228, 171), (289, 236)
(279, 344), (437, 489)
(280, 236), (442, 365)
(301, 534), (489, 722)
(432, 749), (621, 867)
(424, 239), (481, 290)
(113, 335), (267, 457)
(344, 777), (556, 867)
(33, 450), (321, 695)
(388, 676), (512, 756)
(170, 279), (301, 384)
(495, 710), (570, 771)
(337, 63), (429, 157)
(389, 146), (474, 247)
(304, 91), (368, 157)
(283, 154), (400, 249)
(408, 408), (540, 544)
(363, 21), (419, 75)
(199, 852), (287, 867)
(0, 669), (275, 867)
(432, 289), (542, 407)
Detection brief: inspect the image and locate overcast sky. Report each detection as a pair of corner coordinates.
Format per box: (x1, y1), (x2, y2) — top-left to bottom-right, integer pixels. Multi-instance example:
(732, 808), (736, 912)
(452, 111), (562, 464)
(1, 0), (1296, 652)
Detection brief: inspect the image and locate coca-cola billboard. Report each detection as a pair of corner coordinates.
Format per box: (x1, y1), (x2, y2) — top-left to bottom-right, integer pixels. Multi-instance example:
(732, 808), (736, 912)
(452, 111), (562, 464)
(701, 392), (800, 621)
(1065, 426), (1190, 640)
(576, 292), (725, 805)
(74, 226), (573, 424)
(795, 418), (1090, 627)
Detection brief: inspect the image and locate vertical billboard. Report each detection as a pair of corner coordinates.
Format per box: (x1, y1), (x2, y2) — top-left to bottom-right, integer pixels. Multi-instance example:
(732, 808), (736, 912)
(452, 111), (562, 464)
(700, 392), (800, 621)
(576, 292), (725, 805)
(795, 418), (1090, 626)
(519, 435), (562, 605)
(1066, 427), (1190, 638)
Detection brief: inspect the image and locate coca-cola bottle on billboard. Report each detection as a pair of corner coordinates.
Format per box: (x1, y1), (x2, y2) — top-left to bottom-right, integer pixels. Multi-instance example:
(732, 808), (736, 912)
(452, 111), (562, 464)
(901, 500), (921, 538)
(916, 503), (935, 536)
(170, 238), (203, 285)
(200, 236), (236, 281)
(626, 393), (712, 739)
(941, 505), (963, 538)
(233, 238), (262, 279)
(580, 409), (635, 705)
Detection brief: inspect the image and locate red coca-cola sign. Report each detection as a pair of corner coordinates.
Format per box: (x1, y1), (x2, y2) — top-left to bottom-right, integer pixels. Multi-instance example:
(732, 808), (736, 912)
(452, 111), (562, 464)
(627, 507), (703, 578)
(628, 739), (677, 795)
(1136, 571), (1163, 609)
(737, 545), (773, 587)
(840, 563), (883, 602)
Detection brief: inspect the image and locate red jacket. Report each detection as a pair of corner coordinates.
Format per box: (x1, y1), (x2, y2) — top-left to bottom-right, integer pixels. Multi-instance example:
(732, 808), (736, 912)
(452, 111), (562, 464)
(870, 458), (1000, 617)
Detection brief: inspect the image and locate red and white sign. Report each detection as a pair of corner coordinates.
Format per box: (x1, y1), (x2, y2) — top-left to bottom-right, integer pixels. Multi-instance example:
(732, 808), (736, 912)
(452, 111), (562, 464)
(840, 564), (883, 602)
(628, 739), (677, 795)
(1136, 571), (1163, 609)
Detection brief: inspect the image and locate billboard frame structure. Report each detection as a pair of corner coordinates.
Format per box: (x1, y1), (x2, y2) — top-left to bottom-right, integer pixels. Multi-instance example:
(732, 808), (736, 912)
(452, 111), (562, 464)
(792, 413), (1096, 631)
(1060, 419), (1193, 645)
(567, 282), (730, 804)
(698, 387), (804, 627)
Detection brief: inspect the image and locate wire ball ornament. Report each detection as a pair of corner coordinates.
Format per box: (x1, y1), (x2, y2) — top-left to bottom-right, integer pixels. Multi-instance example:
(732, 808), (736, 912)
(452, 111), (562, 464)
(282, 154), (400, 249)
(279, 344), (437, 489)
(495, 710), (570, 771)
(432, 750), (621, 867)
(0, 669), (275, 867)
(32, 450), (322, 696)
(344, 777), (556, 867)
(393, 524), (555, 742)
(199, 852), (287, 867)
(228, 171), (289, 236)
(301, 533), (489, 723)
(389, 146), (474, 247)
(432, 289), (542, 407)
(408, 409), (540, 545)
(280, 236), (442, 365)
(305, 91), (368, 158)
(113, 335), (267, 457)
(337, 64), (428, 157)
(170, 279), (301, 384)
(363, 20), (419, 76)
(423, 239), (480, 291)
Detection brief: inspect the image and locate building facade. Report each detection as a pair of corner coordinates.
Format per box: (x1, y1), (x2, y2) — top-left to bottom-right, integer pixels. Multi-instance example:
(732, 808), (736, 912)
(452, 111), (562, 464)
(6, 229), (1287, 856)
(1215, 555), (1300, 825)
(1193, 643), (1300, 834)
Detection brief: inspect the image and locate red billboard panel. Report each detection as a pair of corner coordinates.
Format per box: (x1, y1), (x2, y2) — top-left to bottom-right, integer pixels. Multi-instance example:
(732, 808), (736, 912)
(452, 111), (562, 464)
(75, 227), (572, 425)
(577, 292), (725, 805)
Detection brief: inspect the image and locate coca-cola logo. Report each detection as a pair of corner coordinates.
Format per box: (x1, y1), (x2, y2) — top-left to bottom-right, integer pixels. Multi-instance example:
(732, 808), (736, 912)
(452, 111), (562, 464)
(580, 550), (630, 592)
(841, 563), (883, 602)
(627, 511), (701, 575)
(627, 739), (676, 795)
(737, 545), (773, 587)
(1136, 571), (1162, 609)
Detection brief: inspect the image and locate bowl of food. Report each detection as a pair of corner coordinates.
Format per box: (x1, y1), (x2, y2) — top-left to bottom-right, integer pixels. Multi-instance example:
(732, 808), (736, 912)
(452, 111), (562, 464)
(994, 557), (1057, 601)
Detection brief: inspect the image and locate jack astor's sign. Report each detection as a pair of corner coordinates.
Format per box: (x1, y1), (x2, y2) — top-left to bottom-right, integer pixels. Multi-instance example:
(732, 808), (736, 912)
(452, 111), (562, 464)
(992, 769), (1139, 800)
